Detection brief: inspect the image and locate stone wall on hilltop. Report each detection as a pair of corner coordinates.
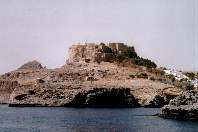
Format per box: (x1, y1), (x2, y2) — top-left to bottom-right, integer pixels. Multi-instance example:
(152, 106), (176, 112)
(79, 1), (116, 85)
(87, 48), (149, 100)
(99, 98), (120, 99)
(68, 42), (136, 63)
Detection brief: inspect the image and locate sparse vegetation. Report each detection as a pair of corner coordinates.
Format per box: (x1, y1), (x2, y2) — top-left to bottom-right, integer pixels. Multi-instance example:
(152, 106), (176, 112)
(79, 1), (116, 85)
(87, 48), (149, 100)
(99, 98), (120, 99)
(122, 49), (138, 59)
(129, 72), (150, 79)
(167, 75), (175, 82)
(179, 78), (188, 82)
(182, 81), (194, 90)
(184, 72), (195, 80)
(133, 57), (157, 68)
(136, 72), (148, 79)
(146, 68), (165, 76)
(115, 50), (157, 68)
(129, 74), (135, 79)
(149, 76), (156, 81)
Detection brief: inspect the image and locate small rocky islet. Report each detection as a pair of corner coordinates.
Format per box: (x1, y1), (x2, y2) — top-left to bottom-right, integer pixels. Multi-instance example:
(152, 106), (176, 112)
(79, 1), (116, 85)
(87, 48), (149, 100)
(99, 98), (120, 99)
(0, 42), (198, 119)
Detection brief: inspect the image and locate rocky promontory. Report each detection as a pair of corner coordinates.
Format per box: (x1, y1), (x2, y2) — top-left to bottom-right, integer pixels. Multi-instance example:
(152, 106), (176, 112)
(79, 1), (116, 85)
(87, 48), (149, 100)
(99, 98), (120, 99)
(18, 60), (44, 70)
(160, 90), (198, 120)
(0, 42), (184, 107)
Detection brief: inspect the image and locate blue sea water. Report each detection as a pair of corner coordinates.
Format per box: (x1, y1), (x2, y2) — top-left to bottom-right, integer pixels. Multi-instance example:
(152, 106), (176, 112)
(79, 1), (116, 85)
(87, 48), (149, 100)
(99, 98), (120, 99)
(0, 105), (197, 132)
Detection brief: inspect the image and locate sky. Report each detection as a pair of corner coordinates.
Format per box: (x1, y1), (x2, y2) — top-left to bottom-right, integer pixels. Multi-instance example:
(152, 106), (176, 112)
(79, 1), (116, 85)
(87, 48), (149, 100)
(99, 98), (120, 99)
(0, 0), (197, 74)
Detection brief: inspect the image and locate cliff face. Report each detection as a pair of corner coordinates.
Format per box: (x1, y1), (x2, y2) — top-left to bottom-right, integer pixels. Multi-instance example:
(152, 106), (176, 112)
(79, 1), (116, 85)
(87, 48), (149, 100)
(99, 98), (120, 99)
(0, 79), (19, 103)
(68, 42), (136, 63)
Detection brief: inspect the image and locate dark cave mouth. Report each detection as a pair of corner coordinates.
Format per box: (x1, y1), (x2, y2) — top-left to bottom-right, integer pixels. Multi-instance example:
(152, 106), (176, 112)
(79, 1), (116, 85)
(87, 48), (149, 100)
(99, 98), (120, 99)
(67, 88), (139, 108)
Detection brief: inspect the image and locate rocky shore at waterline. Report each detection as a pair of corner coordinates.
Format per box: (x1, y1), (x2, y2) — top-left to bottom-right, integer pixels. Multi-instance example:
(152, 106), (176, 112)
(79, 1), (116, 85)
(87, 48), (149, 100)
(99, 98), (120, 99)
(159, 90), (198, 120)
(6, 61), (179, 108)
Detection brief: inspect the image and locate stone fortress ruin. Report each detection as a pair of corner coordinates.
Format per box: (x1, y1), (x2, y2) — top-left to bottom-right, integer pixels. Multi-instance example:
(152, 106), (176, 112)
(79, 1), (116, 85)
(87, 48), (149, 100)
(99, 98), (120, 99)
(68, 42), (137, 63)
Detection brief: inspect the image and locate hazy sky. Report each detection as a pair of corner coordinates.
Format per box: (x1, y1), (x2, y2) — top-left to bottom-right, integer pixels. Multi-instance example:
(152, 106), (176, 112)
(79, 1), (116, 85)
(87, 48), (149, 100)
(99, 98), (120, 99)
(0, 0), (197, 74)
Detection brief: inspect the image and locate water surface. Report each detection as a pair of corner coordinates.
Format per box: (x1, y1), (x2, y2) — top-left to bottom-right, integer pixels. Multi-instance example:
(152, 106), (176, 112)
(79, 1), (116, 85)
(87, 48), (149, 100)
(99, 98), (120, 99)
(0, 105), (197, 132)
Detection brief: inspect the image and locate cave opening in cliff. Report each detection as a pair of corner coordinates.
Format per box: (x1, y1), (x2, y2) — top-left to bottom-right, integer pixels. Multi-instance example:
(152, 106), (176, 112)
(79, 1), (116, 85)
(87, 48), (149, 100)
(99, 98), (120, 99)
(67, 88), (139, 108)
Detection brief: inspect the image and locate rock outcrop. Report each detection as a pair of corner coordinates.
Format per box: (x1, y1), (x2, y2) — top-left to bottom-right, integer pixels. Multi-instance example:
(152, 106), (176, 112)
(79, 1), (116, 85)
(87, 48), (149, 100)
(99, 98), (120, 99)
(18, 60), (43, 70)
(160, 90), (198, 120)
(9, 81), (80, 107)
(131, 79), (183, 107)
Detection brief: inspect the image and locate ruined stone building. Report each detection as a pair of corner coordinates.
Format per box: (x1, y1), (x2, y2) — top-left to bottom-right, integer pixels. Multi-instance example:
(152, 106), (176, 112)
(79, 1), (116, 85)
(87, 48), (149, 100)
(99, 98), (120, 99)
(68, 42), (136, 63)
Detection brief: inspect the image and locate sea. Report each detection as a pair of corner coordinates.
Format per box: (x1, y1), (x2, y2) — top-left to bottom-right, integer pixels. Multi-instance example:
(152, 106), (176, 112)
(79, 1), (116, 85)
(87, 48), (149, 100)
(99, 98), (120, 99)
(0, 105), (197, 132)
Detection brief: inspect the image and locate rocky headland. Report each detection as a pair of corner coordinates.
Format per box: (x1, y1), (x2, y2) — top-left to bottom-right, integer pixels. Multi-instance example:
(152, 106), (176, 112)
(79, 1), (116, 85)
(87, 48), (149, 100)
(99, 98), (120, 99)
(0, 42), (191, 110)
(160, 90), (198, 120)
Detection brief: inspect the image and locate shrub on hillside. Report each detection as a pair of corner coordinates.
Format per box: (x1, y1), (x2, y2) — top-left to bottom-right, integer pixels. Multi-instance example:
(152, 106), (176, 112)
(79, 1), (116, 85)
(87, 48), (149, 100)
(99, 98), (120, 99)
(146, 68), (165, 75)
(122, 50), (138, 59)
(114, 49), (157, 69)
(129, 74), (135, 79)
(182, 82), (194, 90)
(136, 72), (148, 79)
(179, 78), (188, 82)
(184, 72), (195, 80)
(115, 51), (138, 62)
(149, 76), (156, 81)
(133, 57), (157, 68)
(167, 74), (176, 82)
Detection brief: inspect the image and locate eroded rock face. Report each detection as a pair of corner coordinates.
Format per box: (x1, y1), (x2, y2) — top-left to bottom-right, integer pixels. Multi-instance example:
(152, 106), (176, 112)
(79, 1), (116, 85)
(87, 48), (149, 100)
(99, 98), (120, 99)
(130, 79), (183, 108)
(144, 87), (183, 108)
(9, 82), (80, 107)
(161, 90), (198, 120)
(18, 60), (43, 70)
(9, 78), (139, 107)
(0, 79), (19, 103)
(68, 42), (136, 63)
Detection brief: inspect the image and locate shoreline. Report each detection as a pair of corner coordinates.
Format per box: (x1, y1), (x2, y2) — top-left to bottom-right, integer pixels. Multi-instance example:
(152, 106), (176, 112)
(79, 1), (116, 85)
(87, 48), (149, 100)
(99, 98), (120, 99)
(2, 103), (160, 108)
